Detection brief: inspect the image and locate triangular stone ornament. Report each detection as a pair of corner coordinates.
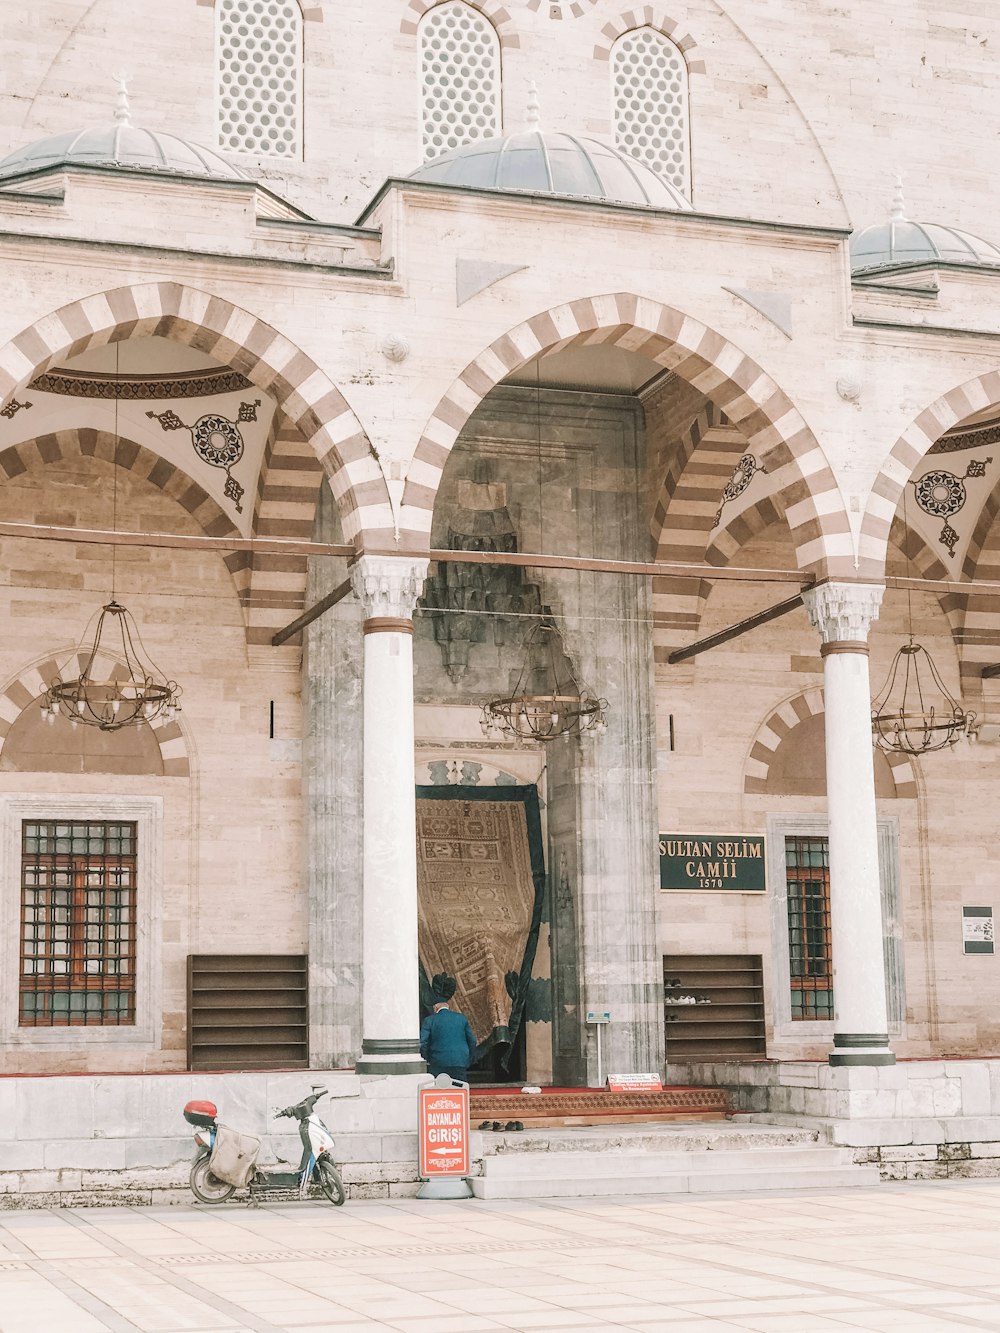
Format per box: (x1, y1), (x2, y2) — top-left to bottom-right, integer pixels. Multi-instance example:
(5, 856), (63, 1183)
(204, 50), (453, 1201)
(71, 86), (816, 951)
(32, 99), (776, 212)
(723, 286), (794, 339)
(456, 257), (528, 306)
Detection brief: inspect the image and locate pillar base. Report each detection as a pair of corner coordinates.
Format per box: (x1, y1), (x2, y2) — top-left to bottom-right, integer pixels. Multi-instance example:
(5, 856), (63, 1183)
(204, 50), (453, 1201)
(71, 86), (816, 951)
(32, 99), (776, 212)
(828, 1032), (895, 1067)
(356, 1038), (425, 1077)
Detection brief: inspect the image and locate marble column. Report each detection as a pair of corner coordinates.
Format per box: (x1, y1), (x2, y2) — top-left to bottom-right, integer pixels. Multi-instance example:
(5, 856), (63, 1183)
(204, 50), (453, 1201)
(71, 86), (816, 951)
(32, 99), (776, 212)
(351, 553), (429, 1075)
(803, 581), (895, 1067)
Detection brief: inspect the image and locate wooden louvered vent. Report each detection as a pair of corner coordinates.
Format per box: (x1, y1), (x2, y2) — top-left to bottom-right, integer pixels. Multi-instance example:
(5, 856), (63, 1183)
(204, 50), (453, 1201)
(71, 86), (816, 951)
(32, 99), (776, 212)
(187, 954), (308, 1071)
(663, 953), (767, 1059)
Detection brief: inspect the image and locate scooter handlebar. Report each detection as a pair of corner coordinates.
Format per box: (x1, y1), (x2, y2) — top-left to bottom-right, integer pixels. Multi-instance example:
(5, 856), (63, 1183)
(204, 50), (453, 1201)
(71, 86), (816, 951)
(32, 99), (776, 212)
(273, 1089), (328, 1122)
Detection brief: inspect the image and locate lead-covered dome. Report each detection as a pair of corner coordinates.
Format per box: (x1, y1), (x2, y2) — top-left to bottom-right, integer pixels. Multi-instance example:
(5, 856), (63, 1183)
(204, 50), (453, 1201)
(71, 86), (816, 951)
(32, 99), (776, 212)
(409, 129), (691, 210)
(0, 85), (246, 183)
(851, 184), (1000, 274)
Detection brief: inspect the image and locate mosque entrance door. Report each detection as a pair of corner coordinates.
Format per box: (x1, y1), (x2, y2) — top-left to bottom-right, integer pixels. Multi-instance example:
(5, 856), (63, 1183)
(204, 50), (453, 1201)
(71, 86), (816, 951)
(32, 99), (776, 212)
(415, 784), (545, 1081)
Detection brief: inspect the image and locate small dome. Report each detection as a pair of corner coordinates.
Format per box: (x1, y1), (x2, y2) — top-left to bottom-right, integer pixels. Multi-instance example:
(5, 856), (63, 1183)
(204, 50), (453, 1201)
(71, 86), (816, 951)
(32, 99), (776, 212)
(0, 85), (245, 183)
(851, 183), (1000, 273)
(409, 130), (691, 211)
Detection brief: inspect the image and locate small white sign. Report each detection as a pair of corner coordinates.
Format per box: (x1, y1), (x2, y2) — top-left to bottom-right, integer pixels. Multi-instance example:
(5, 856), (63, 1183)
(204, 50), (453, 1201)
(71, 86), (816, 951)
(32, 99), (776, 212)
(963, 906), (995, 955)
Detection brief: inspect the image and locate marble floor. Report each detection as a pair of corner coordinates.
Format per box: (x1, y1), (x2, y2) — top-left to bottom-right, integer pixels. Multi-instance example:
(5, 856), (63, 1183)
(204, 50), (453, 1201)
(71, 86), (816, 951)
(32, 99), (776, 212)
(0, 1180), (999, 1332)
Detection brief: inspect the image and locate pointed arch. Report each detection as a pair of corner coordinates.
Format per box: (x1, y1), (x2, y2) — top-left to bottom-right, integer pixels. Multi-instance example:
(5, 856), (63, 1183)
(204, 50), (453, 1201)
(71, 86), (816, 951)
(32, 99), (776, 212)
(859, 368), (1000, 578)
(406, 292), (848, 577)
(0, 656), (190, 778)
(0, 281), (391, 548)
(593, 8), (706, 72)
(744, 688), (917, 800)
(401, 0), (519, 47)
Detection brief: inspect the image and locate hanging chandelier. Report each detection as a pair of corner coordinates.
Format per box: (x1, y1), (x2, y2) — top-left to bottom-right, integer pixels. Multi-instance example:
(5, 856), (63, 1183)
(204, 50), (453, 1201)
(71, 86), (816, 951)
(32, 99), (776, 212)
(481, 619), (608, 742)
(41, 340), (181, 732)
(871, 638), (974, 754)
(42, 601), (181, 732)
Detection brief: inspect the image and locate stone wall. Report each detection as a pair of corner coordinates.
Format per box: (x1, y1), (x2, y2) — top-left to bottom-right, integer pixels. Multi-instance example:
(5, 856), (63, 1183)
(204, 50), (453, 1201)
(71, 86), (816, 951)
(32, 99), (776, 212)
(0, 1070), (426, 1206)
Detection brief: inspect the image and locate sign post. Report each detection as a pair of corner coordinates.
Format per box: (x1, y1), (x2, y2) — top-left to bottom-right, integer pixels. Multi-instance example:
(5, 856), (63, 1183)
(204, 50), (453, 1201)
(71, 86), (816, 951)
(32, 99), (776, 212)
(416, 1075), (472, 1200)
(586, 1011), (611, 1088)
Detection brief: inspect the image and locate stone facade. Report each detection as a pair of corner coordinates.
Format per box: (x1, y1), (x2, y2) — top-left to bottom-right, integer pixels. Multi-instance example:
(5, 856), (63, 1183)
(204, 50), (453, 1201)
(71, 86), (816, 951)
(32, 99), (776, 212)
(1, 0), (1000, 1118)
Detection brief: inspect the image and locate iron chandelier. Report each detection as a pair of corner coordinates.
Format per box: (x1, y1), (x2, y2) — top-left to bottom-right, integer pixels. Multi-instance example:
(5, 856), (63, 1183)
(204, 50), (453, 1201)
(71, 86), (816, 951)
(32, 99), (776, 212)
(481, 619), (608, 742)
(41, 341), (181, 732)
(42, 600), (181, 732)
(871, 637), (974, 755)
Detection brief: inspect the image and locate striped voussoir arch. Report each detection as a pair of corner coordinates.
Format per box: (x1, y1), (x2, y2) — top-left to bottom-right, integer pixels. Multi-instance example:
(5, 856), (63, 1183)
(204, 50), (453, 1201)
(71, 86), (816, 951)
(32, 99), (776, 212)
(954, 492), (1000, 693)
(404, 293), (846, 574)
(0, 427), (252, 613)
(858, 369), (1000, 580)
(592, 7), (706, 71)
(525, 0), (593, 18)
(246, 420), (326, 646)
(400, 0), (520, 45)
(0, 282), (391, 549)
(0, 658), (190, 777)
(650, 403), (750, 656)
(195, 0), (323, 18)
(744, 689), (917, 799)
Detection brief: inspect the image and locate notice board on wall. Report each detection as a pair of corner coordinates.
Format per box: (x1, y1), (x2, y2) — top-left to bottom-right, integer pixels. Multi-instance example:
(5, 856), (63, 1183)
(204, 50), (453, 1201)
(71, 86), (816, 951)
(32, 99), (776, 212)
(963, 905), (995, 955)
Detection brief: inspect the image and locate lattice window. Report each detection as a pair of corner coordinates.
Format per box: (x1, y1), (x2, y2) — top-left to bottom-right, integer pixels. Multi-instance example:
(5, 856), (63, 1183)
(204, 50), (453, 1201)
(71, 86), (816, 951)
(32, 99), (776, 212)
(785, 836), (833, 1021)
(611, 27), (690, 196)
(217, 0), (302, 159)
(419, 2), (502, 161)
(20, 821), (137, 1027)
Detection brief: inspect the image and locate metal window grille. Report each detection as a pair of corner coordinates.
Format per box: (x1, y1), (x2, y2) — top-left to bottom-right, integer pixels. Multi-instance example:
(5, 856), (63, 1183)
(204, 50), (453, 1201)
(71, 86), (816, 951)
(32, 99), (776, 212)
(785, 835), (833, 1020)
(20, 821), (137, 1027)
(611, 27), (690, 196)
(419, 2), (502, 161)
(217, 0), (303, 159)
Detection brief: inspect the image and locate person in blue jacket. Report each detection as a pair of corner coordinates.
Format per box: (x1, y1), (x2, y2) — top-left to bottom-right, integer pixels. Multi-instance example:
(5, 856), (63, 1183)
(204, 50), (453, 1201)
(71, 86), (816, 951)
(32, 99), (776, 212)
(420, 974), (478, 1081)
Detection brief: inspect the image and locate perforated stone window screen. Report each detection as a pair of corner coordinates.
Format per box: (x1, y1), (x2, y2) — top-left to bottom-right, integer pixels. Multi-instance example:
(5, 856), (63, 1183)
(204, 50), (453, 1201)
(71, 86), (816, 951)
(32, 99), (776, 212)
(419, 2), (502, 161)
(217, 0), (303, 159)
(611, 27), (690, 196)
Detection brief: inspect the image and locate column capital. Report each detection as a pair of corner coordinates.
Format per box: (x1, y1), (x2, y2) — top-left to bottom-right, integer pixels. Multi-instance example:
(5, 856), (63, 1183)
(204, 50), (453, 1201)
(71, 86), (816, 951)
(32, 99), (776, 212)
(802, 581), (885, 645)
(350, 554), (429, 622)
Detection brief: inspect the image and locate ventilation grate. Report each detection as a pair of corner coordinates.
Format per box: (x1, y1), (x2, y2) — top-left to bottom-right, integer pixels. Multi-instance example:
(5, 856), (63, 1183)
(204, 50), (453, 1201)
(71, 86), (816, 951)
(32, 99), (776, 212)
(419, 2), (502, 161)
(612, 27), (690, 195)
(217, 0), (302, 159)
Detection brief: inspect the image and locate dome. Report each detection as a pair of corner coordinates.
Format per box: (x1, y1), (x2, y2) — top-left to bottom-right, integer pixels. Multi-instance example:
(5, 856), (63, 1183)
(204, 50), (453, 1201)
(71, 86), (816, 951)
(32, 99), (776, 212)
(851, 186), (1000, 274)
(0, 87), (246, 183)
(409, 130), (691, 211)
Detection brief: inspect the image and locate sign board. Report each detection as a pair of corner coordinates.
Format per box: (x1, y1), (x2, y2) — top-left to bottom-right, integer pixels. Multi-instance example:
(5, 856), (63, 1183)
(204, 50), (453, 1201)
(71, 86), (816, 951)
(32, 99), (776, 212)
(586, 1011), (611, 1024)
(963, 906), (995, 955)
(418, 1084), (470, 1179)
(606, 1073), (663, 1093)
(659, 834), (766, 892)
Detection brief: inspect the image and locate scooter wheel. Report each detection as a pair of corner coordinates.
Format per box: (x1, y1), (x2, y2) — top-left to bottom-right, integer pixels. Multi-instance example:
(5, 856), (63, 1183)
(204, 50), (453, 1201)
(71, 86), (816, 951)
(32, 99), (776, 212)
(190, 1156), (237, 1204)
(316, 1157), (345, 1206)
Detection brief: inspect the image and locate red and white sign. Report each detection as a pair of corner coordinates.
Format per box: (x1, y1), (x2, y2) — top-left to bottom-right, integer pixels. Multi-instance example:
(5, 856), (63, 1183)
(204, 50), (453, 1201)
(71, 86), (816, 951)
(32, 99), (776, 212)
(418, 1085), (470, 1179)
(606, 1073), (663, 1093)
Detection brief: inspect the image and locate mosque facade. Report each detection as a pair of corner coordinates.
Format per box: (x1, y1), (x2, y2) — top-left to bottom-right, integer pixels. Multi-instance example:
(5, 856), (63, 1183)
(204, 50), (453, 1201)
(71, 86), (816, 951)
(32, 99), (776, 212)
(2, 0), (1000, 1099)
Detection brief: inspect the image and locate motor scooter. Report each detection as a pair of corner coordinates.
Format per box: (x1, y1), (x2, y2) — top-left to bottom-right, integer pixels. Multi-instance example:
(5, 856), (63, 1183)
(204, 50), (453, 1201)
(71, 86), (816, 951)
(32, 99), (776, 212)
(183, 1086), (345, 1205)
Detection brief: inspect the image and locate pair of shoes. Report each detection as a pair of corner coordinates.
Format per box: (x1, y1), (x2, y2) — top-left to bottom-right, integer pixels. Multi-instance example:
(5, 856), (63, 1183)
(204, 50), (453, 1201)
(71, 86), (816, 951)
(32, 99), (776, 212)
(504, 1120), (524, 1132)
(478, 1120), (504, 1131)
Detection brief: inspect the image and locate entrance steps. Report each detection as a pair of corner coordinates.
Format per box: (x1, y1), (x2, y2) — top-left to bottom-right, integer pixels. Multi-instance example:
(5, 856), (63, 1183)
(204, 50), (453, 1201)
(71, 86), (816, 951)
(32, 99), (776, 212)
(470, 1122), (880, 1199)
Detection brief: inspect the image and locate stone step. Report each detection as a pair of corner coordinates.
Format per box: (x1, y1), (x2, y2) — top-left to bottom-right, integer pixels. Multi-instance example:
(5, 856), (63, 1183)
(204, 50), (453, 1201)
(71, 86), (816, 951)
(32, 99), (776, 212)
(473, 1123), (822, 1156)
(470, 1160), (880, 1199)
(478, 1144), (852, 1179)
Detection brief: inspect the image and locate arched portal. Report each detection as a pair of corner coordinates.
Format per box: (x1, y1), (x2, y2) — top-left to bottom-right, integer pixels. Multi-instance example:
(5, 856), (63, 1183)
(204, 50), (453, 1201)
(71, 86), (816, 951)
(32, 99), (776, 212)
(0, 281), (392, 547)
(403, 293), (848, 576)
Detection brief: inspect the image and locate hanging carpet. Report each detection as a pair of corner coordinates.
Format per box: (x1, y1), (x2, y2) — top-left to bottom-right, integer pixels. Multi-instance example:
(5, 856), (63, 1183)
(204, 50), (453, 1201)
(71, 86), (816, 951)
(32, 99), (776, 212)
(416, 788), (544, 1059)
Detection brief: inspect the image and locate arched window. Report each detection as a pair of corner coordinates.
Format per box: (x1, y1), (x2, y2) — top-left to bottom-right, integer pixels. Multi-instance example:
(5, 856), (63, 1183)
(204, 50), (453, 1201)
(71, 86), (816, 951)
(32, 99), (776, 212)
(419, 2), (502, 161)
(216, 0), (303, 159)
(611, 27), (690, 197)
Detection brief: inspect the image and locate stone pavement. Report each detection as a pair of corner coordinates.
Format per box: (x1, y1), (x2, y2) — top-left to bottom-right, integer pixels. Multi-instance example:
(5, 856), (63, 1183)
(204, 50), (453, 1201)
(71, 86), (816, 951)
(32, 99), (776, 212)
(2, 1182), (1000, 1332)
